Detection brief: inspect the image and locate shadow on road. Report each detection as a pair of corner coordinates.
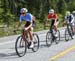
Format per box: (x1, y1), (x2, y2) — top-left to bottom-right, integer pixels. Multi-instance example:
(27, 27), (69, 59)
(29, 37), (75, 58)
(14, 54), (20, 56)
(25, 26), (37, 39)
(0, 52), (18, 59)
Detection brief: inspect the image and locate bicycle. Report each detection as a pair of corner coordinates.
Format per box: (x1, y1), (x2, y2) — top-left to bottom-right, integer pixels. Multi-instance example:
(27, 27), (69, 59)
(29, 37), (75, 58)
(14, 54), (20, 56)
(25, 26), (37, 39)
(46, 20), (60, 47)
(14, 29), (39, 57)
(65, 21), (74, 41)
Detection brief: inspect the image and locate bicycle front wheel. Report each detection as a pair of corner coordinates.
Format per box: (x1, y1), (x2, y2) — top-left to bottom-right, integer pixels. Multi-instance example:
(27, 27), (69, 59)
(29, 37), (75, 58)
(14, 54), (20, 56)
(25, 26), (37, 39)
(46, 31), (53, 47)
(32, 33), (39, 52)
(15, 35), (27, 57)
(55, 30), (60, 44)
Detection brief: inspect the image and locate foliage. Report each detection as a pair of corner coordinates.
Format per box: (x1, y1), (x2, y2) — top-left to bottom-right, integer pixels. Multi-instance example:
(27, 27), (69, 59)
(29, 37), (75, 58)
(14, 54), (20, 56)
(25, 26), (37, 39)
(0, 0), (75, 36)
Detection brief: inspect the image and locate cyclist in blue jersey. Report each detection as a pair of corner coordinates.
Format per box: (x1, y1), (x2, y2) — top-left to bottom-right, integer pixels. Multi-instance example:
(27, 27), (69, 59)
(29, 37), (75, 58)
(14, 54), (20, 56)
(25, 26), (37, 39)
(15, 8), (35, 48)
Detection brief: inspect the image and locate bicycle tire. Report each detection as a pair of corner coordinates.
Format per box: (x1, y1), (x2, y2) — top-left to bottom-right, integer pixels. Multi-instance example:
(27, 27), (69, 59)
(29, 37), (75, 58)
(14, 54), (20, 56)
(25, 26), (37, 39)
(32, 33), (39, 52)
(15, 35), (27, 57)
(46, 31), (53, 47)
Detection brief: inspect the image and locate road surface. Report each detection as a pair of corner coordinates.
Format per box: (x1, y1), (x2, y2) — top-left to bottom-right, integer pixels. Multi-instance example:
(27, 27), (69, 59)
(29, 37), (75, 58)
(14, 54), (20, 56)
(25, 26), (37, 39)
(0, 27), (75, 61)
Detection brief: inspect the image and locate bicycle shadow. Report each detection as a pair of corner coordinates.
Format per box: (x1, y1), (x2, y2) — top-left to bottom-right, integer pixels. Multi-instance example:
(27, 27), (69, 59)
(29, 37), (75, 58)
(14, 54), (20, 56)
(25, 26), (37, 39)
(0, 52), (18, 59)
(39, 34), (67, 48)
(39, 40), (48, 48)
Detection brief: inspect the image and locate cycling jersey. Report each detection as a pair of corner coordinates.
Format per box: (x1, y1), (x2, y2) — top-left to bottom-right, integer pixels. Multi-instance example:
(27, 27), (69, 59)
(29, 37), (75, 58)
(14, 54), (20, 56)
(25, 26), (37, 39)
(47, 13), (58, 27)
(47, 13), (58, 20)
(72, 14), (75, 20)
(64, 14), (74, 23)
(19, 13), (33, 22)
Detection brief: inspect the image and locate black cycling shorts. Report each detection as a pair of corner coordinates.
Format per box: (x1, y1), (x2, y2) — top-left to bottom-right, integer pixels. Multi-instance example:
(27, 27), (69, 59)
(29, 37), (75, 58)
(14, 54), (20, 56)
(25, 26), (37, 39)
(50, 19), (59, 27)
(25, 21), (31, 27)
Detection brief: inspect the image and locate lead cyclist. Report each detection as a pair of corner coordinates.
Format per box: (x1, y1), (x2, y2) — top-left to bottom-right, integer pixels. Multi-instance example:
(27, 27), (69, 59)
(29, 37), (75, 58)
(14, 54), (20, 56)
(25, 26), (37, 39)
(15, 8), (35, 48)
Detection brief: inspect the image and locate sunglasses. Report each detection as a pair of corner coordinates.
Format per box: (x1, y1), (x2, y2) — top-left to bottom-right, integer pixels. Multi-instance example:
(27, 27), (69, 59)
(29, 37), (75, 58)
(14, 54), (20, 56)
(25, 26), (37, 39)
(21, 13), (25, 14)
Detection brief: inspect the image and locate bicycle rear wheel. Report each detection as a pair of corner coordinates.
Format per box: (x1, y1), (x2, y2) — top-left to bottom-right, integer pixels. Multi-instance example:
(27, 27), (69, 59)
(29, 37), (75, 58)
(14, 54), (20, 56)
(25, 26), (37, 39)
(32, 33), (39, 52)
(15, 35), (27, 57)
(46, 31), (53, 47)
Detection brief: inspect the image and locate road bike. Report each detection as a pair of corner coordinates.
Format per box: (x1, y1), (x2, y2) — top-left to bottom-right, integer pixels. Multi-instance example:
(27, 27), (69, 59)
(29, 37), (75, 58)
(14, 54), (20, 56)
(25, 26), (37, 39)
(14, 29), (39, 57)
(65, 21), (74, 41)
(46, 20), (60, 47)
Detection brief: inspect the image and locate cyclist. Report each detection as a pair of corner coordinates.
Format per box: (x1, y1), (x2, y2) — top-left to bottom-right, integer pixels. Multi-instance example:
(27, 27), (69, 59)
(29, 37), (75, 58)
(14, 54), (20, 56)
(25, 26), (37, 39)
(72, 11), (75, 34)
(15, 8), (35, 48)
(64, 11), (75, 38)
(46, 9), (59, 37)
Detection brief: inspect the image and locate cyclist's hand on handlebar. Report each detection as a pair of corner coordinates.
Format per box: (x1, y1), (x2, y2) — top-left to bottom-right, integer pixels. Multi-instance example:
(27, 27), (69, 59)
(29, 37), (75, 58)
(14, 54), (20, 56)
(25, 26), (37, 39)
(13, 27), (18, 33)
(24, 27), (28, 31)
(13, 29), (17, 33)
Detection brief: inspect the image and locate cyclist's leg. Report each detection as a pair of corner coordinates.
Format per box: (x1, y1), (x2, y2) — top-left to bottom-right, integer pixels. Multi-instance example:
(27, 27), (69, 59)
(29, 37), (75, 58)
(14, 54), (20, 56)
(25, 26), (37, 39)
(24, 21), (31, 42)
(54, 20), (59, 32)
(54, 20), (59, 37)
(28, 27), (34, 48)
(28, 27), (33, 41)
(23, 31), (28, 40)
(71, 23), (74, 35)
(19, 30), (27, 47)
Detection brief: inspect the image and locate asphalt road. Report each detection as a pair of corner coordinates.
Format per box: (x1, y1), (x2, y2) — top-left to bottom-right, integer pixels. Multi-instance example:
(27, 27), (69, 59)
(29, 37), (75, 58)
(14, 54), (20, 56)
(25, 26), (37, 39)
(0, 27), (75, 61)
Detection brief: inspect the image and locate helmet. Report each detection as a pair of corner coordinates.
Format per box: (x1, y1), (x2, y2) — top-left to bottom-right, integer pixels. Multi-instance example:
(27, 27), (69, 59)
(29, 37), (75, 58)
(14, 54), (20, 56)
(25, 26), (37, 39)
(49, 9), (54, 14)
(72, 11), (75, 14)
(20, 8), (28, 13)
(66, 11), (70, 16)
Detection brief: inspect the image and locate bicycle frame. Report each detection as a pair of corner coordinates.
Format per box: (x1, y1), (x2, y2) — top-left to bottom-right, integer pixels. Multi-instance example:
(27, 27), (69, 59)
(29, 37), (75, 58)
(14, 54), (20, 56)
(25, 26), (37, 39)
(21, 29), (29, 45)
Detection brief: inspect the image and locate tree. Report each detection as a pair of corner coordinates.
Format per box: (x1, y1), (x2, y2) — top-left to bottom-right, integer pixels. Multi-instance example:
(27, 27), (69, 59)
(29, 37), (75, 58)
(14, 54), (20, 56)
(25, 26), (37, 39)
(57, 0), (67, 14)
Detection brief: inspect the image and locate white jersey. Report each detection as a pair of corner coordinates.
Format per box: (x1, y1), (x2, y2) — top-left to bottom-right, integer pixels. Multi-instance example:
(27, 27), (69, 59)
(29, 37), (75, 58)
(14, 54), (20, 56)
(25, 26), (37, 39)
(72, 14), (75, 20)
(64, 14), (74, 23)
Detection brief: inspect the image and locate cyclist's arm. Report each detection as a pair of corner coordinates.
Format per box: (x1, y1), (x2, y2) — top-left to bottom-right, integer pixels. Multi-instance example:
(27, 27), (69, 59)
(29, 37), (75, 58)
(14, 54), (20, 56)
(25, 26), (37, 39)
(71, 14), (74, 23)
(64, 16), (68, 23)
(16, 22), (22, 30)
(54, 14), (58, 22)
(16, 15), (22, 30)
(32, 16), (36, 22)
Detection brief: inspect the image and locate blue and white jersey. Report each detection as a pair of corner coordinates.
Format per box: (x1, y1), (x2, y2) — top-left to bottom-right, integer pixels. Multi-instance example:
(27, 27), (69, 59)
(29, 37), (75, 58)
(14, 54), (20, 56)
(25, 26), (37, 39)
(19, 13), (33, 22)
(64, 14), (74, 23)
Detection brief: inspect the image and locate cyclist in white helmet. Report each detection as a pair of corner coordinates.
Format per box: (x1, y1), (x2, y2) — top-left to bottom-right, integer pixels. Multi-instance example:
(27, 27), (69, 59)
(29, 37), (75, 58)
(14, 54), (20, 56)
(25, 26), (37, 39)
(64, 11), (75, 38)
(46, 9), (59, 37)
(15, 8), (35, 48)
